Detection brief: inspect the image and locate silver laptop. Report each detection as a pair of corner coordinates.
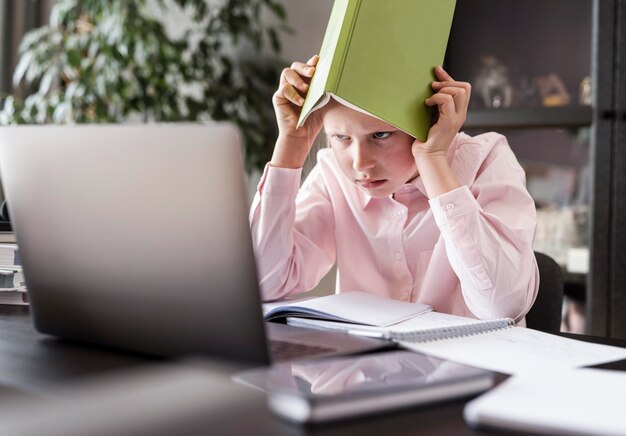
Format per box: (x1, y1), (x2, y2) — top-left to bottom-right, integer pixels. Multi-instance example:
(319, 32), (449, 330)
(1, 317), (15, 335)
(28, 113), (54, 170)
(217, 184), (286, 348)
(0, 124), (387, 365)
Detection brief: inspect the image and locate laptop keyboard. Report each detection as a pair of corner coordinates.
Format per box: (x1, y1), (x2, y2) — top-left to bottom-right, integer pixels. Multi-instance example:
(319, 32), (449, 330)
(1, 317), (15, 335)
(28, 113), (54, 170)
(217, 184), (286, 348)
(270, 340), (338, 362)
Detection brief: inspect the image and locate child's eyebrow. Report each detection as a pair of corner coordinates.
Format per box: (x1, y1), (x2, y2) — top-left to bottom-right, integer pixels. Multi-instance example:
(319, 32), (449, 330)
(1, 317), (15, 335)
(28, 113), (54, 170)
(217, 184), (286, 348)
(325, 128), (400, 136)
(370, 128), (399, 133)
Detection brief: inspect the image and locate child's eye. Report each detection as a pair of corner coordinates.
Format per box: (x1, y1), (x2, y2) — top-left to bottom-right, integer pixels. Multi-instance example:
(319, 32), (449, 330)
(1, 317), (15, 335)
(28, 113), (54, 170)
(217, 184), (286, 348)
(372, 131), (392, 139)
(334, 134), (350, 141)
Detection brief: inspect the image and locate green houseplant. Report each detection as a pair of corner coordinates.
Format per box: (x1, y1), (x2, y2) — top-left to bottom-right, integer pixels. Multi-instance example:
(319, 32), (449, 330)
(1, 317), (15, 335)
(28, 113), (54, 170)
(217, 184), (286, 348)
(0, 0), (290, 171)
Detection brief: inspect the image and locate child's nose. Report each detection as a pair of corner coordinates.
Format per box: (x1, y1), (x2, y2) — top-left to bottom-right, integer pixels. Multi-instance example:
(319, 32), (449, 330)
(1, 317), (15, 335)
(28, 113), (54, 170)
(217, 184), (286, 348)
(352, 143), (375, 172)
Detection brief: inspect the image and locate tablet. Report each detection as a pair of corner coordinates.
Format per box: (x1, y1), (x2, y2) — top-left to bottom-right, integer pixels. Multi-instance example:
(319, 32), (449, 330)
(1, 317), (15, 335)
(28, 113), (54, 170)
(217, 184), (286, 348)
(233, 350), (494, 424)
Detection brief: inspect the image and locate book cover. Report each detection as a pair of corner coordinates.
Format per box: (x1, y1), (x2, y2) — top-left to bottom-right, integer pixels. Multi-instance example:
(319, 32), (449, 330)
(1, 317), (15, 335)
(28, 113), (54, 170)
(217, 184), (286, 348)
(297, 0), (457, 141)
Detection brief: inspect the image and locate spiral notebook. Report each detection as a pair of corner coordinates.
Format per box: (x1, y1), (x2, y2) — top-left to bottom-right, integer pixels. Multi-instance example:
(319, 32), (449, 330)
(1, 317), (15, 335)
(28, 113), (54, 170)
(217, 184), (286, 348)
(288, 314), (626, 375)
(286, 311), (514, 342)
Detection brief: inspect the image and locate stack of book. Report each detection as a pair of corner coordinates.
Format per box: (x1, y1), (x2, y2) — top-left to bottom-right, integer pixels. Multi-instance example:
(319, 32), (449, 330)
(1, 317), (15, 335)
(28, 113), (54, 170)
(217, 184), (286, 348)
(0, 244), (27, 306)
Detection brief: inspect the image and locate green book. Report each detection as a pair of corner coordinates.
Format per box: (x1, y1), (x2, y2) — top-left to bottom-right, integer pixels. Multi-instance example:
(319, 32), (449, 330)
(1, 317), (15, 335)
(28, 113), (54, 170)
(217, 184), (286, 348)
(297, 0), (457, 141)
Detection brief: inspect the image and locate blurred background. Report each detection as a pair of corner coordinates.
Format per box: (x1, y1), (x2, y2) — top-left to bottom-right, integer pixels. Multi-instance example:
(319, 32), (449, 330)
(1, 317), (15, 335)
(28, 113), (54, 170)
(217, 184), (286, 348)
(1, 0), (625, 338)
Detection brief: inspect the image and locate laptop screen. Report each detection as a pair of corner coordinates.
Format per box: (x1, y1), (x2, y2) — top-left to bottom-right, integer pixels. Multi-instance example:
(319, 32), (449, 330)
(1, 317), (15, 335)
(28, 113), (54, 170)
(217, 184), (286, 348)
(0, 124), (270, 364)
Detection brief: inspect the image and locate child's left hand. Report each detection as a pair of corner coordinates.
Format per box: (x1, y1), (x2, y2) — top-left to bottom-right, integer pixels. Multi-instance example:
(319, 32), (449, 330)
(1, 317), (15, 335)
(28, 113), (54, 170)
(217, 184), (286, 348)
(412, 67), (470, 164)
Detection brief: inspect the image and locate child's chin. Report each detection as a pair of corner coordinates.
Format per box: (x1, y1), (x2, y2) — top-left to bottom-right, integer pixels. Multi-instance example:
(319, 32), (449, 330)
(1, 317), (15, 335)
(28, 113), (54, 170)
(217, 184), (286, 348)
(357, 185), (394, 198)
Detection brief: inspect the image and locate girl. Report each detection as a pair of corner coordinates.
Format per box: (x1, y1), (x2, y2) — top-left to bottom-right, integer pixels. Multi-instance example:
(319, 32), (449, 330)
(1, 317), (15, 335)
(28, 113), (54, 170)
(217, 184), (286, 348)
(250, 55), (538, 323)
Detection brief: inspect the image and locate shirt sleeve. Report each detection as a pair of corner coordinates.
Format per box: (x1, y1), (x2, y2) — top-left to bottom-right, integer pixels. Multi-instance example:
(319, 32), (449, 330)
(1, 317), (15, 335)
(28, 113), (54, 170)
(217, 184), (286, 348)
(249, 163), (336, 301)
(428, 137), (539, 323)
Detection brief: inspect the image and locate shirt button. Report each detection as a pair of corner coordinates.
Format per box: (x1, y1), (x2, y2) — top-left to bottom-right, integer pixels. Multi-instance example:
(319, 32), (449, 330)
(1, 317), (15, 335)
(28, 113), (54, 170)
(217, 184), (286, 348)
(401, 291), (409, 300)
(446, 203), (455, 212)
(394, 252), (402, 260)
(396, 209), (404, 217)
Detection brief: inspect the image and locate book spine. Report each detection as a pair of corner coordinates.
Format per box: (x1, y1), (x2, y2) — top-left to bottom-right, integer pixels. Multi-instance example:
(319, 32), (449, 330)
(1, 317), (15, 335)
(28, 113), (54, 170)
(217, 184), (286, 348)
(327, 0), (362, 93)
(392, 318), (515, 343)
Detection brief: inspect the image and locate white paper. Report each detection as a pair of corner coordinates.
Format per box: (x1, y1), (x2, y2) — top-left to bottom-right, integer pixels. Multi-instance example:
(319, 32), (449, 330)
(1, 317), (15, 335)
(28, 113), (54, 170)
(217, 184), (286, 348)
(464, 368), (626, 435)
(401, 327), (626, 374)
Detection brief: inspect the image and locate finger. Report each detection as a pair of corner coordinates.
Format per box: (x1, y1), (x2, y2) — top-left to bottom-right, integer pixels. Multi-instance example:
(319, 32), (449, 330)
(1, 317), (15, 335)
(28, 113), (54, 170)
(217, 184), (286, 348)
(272, 89), (298, 117)
(432, 86), (470, 116)
(431, 80), (471, 109)
(425, 93), (456, 120)
(289, 61), (316, 80)
(280, 68), (310, 93)
(306, 54), (319, 67)
(434, 65), (454, 81)
(431, 80), (471, 94)
(275, 82), (305, 106)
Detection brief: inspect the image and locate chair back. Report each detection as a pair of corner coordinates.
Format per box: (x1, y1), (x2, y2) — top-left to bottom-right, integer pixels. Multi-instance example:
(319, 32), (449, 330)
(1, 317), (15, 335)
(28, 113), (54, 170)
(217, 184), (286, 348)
(525, 251), (564, 332)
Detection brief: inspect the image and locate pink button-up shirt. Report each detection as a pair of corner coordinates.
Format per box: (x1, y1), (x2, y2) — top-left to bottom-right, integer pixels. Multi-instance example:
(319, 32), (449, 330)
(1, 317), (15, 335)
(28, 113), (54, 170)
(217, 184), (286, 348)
(250, 132), (539, 322)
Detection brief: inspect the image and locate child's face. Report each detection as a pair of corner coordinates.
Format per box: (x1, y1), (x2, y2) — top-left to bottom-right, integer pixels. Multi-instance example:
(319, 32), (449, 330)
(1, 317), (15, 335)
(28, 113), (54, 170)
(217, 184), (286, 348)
(323, 102), (418, 198)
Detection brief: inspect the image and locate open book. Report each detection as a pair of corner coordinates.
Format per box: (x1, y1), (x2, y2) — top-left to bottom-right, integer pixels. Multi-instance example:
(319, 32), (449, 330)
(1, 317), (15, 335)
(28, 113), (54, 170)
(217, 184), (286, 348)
(263, 291), (432, 327)
(297, 0), (457, 141)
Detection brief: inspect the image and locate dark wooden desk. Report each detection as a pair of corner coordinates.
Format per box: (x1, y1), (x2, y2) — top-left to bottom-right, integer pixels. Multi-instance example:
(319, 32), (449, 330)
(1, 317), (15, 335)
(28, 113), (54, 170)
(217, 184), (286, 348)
(1, 305), (625, 435)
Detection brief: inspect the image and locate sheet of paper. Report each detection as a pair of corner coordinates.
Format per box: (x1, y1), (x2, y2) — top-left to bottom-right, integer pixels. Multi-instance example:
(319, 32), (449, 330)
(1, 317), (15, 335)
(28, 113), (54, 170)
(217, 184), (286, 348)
(263, 291), (432, 327)
(464, 368), (626, 435)
(401, 327), (626, 374)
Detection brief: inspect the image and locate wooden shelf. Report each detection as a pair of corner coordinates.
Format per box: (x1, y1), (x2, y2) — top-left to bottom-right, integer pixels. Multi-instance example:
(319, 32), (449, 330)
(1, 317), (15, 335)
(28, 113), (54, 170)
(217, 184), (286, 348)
(464, 106), (593, 130)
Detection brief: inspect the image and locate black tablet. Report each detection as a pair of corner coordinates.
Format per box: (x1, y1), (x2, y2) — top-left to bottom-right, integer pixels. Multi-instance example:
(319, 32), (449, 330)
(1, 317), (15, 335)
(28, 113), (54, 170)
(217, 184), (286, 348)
(233, 350), (495, 424)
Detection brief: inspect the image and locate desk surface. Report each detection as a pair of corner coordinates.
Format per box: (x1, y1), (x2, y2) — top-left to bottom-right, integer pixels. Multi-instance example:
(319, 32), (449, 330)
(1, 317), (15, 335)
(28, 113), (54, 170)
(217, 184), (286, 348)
(1, 305), (625, 436)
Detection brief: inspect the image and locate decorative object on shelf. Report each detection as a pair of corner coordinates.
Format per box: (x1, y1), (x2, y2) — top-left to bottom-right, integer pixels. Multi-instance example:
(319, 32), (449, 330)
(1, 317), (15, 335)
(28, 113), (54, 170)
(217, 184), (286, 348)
(534, 73), (571, 107)
(473, 55), (513, 109)
(514, 76), (542, 107)
(0, 0), (290, 171)
(579, 76), (592, 106)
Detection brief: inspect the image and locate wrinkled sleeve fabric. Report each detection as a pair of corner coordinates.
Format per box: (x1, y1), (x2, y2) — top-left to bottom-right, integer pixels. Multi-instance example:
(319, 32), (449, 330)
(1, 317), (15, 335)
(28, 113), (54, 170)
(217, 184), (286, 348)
(249, 163), (336, 301)
(428, 136), (539, 323)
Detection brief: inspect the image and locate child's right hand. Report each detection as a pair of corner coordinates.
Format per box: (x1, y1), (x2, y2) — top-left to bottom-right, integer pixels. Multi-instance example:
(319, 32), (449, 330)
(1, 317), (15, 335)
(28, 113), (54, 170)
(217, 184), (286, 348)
(270, 55), (324, 169)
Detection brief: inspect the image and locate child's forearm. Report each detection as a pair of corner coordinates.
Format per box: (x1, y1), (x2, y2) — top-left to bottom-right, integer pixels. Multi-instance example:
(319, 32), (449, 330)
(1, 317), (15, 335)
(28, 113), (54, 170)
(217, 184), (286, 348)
(415, 153), (461, 199)
(270, 134), (312, 169)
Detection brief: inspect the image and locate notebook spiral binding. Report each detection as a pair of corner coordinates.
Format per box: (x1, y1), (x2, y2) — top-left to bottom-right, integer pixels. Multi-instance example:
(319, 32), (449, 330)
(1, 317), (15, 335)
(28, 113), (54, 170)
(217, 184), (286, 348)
(392, 318), (515, 343)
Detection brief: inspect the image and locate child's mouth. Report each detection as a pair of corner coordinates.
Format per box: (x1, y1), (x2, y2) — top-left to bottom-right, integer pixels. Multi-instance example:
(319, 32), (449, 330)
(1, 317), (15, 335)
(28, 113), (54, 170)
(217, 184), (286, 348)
(356, 179), (386, 189)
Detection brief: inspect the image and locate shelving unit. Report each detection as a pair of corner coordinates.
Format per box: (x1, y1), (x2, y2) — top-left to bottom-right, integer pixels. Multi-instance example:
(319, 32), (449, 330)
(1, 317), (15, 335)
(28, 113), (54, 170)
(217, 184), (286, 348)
(447, 0), (626, 339)
(443, 0), (626, 337)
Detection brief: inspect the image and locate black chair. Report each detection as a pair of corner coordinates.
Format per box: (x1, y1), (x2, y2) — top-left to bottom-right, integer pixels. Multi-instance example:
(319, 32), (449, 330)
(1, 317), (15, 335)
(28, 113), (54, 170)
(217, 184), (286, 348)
(525, 251), (564, 332)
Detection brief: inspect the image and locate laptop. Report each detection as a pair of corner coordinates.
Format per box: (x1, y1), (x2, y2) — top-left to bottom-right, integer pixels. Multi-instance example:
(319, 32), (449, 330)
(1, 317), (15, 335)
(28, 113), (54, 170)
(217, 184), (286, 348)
(0, 124), (388, 365)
